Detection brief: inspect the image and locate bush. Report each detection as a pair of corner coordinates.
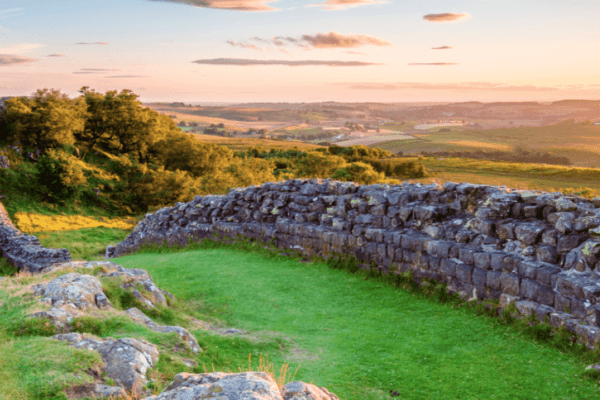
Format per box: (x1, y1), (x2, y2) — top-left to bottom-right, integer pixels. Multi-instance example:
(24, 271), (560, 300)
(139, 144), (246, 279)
(33, 150), (86, 204)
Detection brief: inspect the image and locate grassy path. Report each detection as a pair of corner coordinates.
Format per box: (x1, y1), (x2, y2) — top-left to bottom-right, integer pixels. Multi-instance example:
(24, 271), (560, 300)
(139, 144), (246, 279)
(113, 246), (600, 400)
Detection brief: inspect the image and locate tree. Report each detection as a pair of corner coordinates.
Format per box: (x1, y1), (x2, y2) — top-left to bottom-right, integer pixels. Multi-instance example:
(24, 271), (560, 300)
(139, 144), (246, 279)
(76, 87), (177, 162)
(148, 130), (234, 178)
(33, 148), (87, 204)
(3, 88), (88, 152)
(295, 151), (346, 178)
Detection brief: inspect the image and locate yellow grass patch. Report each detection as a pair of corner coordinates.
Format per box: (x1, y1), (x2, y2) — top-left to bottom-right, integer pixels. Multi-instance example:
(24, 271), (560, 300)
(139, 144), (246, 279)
(190, 134), (324, 151)
(14, 213), (137, 233)
(444, 141), (512, 151)
(335, 134), (414, 147)
(283, 124), (311, 131)
(161, 111), (244, 130)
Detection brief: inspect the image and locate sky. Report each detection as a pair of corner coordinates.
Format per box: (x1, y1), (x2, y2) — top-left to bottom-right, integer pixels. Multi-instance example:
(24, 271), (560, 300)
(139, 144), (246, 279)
(1, 0), (600, 103)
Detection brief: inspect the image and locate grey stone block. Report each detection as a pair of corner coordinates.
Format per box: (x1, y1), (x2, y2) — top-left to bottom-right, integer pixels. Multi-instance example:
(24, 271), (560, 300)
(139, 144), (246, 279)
(500, 272), (520, 296)
(474, 252), (491, 270)
(515, 223), (545, 245)
(536, 285), (554, 307)
(520, 278), (541, 300)
(455, 263), (473, 284)
(440, 258), (458, 278)
(487, 270), (502, 290)
(555, 293), (572, 313)
(536, 265), (561, 286)
(536, 245), (559, 264)
(472, 267), (487, 287)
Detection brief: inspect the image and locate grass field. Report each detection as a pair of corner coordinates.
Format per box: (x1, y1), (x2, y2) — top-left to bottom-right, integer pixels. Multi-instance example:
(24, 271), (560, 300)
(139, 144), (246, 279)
(189, 133), (326, 151)
(15, 231), (600, 400)
(412, 157), (600, 198)
(373, 121), (600, 168)
(335, 134), (414, 147)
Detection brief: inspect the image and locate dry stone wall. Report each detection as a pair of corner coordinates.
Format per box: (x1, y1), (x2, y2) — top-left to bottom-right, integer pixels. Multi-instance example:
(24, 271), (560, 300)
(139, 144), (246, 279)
(0, 202), (72, 273)
(108, 179), (600, 349)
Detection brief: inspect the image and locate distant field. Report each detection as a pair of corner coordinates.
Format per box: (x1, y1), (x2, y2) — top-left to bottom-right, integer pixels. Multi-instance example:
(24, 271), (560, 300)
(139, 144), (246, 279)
(190, 133), (325, 151)
(413, 122), (464, 130)
(335, 134), (414, 147)
(416, 157), (600, 197)
(372, 121), (600, 167)
(159, 111), (292, 131)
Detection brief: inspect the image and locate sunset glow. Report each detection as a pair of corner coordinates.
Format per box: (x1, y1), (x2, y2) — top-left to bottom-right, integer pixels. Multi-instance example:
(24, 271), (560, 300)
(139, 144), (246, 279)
(1, 0), (599, 103)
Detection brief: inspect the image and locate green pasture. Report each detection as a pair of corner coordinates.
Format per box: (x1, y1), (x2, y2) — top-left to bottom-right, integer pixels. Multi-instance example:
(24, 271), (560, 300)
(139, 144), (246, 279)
(373, 121), (600, 168)
(414, 157), (600, 198)
(81, 236), (600, 400)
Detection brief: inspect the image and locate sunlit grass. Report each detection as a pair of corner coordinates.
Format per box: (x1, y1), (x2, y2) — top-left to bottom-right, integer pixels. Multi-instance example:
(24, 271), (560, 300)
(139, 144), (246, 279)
(106, 240), (600, 400)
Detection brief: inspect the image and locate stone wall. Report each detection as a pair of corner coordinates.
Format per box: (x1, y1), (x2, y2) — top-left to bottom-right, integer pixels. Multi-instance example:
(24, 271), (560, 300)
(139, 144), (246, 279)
(0, 202), (71, 273)
(107, 179), (600, 350)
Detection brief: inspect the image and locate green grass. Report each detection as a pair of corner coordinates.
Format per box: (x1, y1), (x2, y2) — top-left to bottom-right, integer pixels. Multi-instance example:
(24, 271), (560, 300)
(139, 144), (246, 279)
(36, 227), (132, 262)
(372, 121), (600, 168)
(101, 238), (600, 400)
(414, 157), (600, 198)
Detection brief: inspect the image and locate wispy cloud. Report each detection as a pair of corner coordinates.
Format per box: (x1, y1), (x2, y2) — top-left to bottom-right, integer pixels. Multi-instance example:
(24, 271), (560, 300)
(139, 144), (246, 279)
(345, 50), (368, 55)
(226, 41), (262, 50)
(0, 43), (43, 53)
(73, 68), (120, 74)
(0, 54), (37, 66)
(75, 42), (108, 45)
(0, 7), (23, 20)
(146, 0), (279, 12)
(105, 75), (148, 78)
(340, 82), (563, 92)
(301, 32), (391, 48)
(308, 0), (386, 11)
(46, 53), (66, 57)
(0, 8), (22, 14)
(408, 63), (458, 66)
(432, 46), (452, 50)
(192, 58), (380, 66)
(423, 13), (470, 22)
(228, 31), (391, 51)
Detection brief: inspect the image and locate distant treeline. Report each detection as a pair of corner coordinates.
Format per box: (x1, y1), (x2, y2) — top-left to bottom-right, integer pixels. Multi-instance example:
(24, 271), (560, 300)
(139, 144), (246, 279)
(418, 147), (572, 166)
(0, 87), (427, 215)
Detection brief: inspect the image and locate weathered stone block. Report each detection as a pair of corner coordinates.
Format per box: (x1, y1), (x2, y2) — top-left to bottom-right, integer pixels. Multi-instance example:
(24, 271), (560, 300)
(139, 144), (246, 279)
(487, 270), (502, 290)
(474, 252), (491, 270)
(500, 272), (520, 296)
(555, 293), (572, 313)
(440, 258), (458, 278)
(535, 264), (561, 286)
(472, 267), (487, 287)
(520, 278), (540, 300)
(455, 263), (473, 284)
(515, 223), (545, 245)
(536, 245), (559, 264)
(535, 285), (554, 307)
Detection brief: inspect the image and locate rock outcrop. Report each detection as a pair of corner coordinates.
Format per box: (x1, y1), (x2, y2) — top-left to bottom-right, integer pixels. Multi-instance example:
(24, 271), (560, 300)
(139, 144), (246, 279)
(126, 307), (201, 353)
(142, 372), (339, 400)
(108, 178), (600, 350)
(53, 332), (159, 393)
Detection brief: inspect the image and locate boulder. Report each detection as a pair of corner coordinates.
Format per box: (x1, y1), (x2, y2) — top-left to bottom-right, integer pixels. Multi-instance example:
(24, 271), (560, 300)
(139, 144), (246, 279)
(33, 273), (111, 310)
(64, 383), (126, 399)
(281, 381), (340, 400)
(53, 333), (159, 393)
(142, 372), (340, 400)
